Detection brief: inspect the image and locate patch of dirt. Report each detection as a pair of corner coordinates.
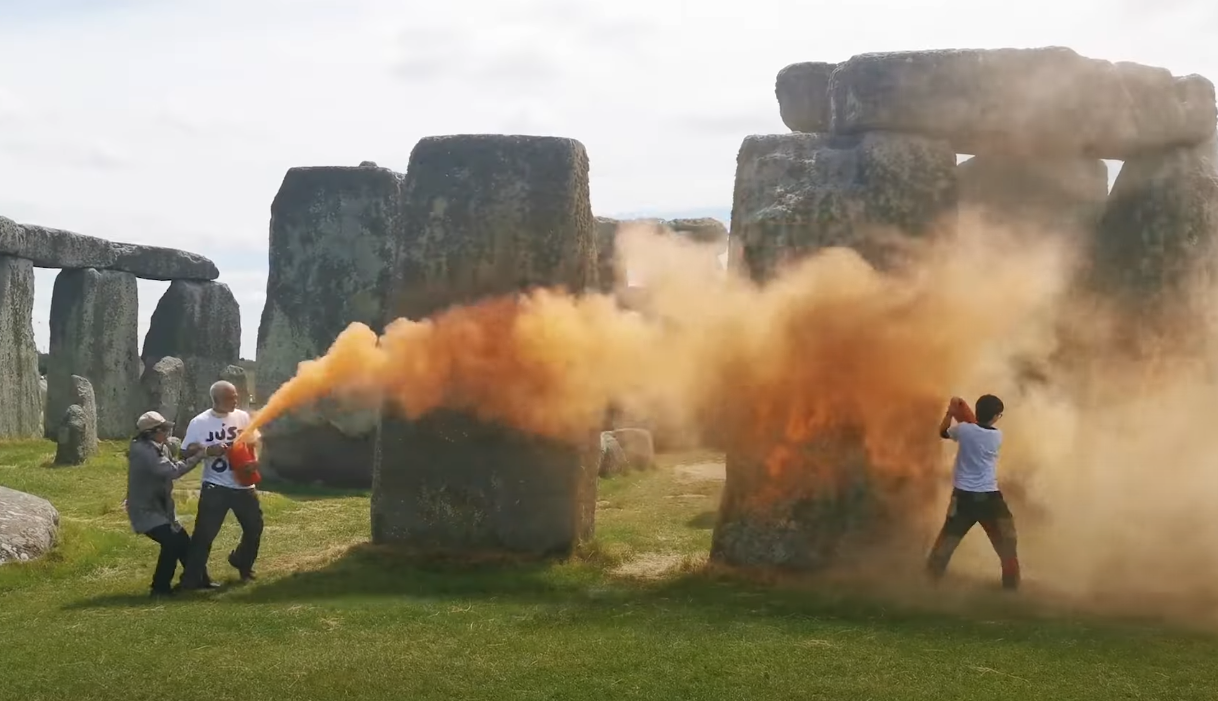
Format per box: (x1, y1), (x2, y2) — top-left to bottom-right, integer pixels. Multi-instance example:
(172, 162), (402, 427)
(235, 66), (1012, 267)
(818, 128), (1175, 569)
(674, 461), (725, 482)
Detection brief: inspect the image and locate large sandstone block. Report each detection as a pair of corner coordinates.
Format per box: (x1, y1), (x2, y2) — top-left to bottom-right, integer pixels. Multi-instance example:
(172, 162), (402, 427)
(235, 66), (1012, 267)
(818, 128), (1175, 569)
(730, 132), (957, 283)
(375, 410), (598, 555)
(1090, 138), (1218, 336)
(142, 281), (241, 434)
(829, 47), (1217, 159)
(138, 356), (185, 426)
(46, 269), (140, 440)
(373, 134), (599, 556)
(775, 61), (836, 133)
(667, 217), (729, 246)
(0, 216), (218, 280)
(958, 156), (1110, 235)
(0, 255), (43, 438)
(0, 487), (59, 565)
(255, 164), (406, 487)
(220, 365), (250, 410)
(711, 422), (940, 571)
(717, 133), (953, 571)
(592, 217), (666, 293)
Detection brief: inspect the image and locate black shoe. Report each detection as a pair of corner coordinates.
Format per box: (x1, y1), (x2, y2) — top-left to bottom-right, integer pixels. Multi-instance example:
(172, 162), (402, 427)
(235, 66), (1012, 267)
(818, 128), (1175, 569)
(150, 588), (175, 599)
(228, 553), (256, 582)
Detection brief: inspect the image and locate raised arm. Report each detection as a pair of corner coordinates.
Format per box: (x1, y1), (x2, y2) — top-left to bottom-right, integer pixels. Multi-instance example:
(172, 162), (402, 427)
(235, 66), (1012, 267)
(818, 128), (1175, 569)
(935, 401), (954, 440)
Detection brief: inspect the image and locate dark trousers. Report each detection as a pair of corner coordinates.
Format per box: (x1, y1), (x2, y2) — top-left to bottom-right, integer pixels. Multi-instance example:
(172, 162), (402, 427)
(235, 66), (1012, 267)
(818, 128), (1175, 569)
(182, 483), (263, 584)
(143, 523), (191, 594)
(926, 488), (1021, 590)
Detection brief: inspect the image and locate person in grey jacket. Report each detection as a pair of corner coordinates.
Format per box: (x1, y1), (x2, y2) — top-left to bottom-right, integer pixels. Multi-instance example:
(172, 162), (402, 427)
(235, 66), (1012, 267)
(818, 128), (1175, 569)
(126, 411), (225, 597)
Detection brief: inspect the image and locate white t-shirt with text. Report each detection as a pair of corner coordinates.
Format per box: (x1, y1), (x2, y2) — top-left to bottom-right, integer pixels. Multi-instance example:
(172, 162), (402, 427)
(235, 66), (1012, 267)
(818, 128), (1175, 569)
(183, 409), (255, 490)
(945, 422), (1002, 493)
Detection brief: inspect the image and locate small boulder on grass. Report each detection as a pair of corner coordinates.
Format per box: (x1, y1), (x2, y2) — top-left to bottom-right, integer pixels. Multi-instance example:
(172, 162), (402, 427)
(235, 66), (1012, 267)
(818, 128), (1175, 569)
(54, 404), (92, 466)
(611, 428), (655, 471)
(598, 432), (629, 477)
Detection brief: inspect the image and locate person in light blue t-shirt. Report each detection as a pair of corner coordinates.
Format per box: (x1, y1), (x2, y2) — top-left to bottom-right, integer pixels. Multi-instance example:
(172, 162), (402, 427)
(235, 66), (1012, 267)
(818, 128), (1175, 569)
(926, 394), (1020, 591)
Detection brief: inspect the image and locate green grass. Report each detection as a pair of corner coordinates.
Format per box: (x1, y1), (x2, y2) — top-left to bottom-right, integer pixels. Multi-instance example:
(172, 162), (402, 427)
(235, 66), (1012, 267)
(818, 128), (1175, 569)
(2, 440), (1217, 700)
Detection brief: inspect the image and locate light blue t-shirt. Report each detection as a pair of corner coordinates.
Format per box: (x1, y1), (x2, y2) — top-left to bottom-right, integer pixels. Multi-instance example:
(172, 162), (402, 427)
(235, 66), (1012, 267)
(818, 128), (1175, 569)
(945, 422), (1002, 492)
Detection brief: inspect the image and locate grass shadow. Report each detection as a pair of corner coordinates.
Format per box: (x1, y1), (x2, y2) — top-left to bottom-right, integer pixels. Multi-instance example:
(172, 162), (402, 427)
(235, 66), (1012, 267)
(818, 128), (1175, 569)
(56, 539), (1218, 644)
(258, 479), (369, 501)
(685, 510), (717, 530)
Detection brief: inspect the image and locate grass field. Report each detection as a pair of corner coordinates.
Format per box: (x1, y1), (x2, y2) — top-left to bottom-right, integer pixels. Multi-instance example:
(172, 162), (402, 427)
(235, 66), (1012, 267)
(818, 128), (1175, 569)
(3, 439), (1217, 700)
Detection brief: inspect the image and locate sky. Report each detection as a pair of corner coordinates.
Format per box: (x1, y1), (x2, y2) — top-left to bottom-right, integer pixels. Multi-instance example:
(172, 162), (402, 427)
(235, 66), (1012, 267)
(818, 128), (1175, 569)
(1, 0), (1215, 359)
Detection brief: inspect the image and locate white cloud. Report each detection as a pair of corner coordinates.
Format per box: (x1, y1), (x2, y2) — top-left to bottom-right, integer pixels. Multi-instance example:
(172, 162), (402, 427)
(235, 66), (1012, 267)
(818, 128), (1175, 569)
(1, 0), (1215, 358)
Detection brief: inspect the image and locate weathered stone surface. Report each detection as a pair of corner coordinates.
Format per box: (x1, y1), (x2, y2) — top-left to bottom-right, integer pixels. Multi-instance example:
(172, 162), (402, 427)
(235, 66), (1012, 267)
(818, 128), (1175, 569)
(598, 431), (629, 477)
(718, 133), (953, 571)
(667, 217), (729, 246)
(610, 428), (655, 471)
(0, 255), (42, 438)
(592, 217), (667, 293)
(376, 411), (599, 555)
(56, 375), (98, 464)
(38, 377), (47, 421)
(730, 132), (957, 282)
(594, 217), (623, 293)
(220, 365), (250, 410)
(142, 281), (240, 434)
(260, 404), (378, 488)
(0, 486), (59, 565)
(256, 164), (405, 487)
(0, 216), (218, 280)
(46, 269), (140, 440)
(710, 431), (934, 571)
(138, 356), (185, 426)
(1091, 138), (1218, 334)
(776, 61), (836, 133)
(958, 155), (1110, 235)
(54, 404), (92, 466)
(373, 134), (599, 555)
(828, 47), (1217, 159)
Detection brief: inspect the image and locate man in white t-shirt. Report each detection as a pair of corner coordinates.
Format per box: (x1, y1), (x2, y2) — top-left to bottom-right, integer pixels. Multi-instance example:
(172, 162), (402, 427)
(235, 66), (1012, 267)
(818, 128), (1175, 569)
(925, 394), (1020, 591)
(179, 380), (263, 590)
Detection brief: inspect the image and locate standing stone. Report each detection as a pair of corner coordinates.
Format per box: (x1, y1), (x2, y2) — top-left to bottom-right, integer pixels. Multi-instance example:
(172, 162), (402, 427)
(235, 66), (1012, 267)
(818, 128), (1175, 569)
(46, 269), (140, 440)
(53, 375), (97, 465)
(138, 356), (186, 426)
(730, 132), (957, 283)
(958, 156), (1110, 235)
(142, 281), (240, 435)
(592, 217), (670, 294)
(1091, 138), (1218, 342)
(256, 164), (405, 487)
(828, 47), (1217, 159)
(373, 134), (599, 557)
(775, 61), (836, 133)
(667, 218), (729, 246)
(0, 255), (42, 438)
(0, 487), (59, 565)
(220, 365), (250, 410)
(594, 217), (622, 294)
(54, 405), (92, 466)
(610, 428), (655, 471)
(713, 131), (955, 571)
(598, 432), (630, 477)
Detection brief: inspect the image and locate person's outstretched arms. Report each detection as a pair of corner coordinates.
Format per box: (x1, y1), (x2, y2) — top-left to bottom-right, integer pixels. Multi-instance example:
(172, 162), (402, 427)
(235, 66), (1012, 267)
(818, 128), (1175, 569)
(939, 397), (962, 439)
